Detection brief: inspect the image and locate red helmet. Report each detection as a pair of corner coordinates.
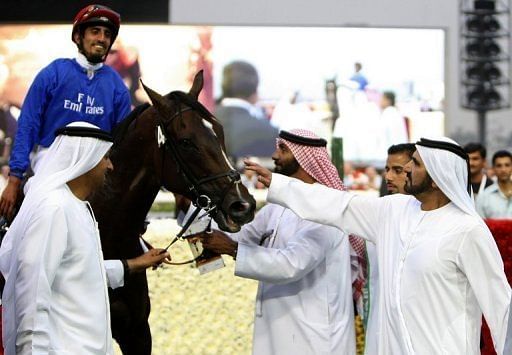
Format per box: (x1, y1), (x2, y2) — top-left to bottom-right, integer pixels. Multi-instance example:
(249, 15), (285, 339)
(72, 4), (121, 43)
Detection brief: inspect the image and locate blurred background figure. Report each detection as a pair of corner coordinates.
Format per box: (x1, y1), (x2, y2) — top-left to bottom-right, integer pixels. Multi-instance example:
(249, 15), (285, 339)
(350, 62), (368, 91)
(379, 91), (409, 154)
(0, 162), (9, 193)
(215, 61), (278, 166)
(0, 58), (18, 169)
(343, 161), (369, 191)
(105, 39), (144, 107)
(364, 166), (382, 192)
(463, 142), (494, 197)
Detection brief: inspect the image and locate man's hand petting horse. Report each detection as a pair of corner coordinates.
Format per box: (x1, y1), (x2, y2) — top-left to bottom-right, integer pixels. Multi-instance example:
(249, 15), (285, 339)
(244, 158), (272, 187)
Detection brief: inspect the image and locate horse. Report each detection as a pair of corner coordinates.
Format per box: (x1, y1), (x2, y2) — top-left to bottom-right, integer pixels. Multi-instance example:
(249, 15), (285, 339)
(89, 71), (256, 354)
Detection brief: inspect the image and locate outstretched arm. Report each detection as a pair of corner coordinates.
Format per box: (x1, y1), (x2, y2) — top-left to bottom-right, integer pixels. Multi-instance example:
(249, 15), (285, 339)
(126, 248), (171, 272)
(246, 159), (382, 243)
(105, 249), (171, 289)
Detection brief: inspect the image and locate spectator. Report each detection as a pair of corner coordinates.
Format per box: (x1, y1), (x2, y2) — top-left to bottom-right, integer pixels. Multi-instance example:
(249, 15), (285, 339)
(476, 150), (512, 219)
(379, 91), (409, 154)
(350, 62), (369, 91)
(464, 142), (493, 196)
(381, 143), (416, 196)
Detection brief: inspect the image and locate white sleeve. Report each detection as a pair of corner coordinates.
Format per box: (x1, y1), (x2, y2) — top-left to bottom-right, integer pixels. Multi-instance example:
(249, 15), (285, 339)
(15, 205), (68, 354)
(234, 222), (336, 284)
(267, 173), (382, 243)
(229, 205), (272, 245)
(457, 225), (511, 355)
(104, 260), (124, 289)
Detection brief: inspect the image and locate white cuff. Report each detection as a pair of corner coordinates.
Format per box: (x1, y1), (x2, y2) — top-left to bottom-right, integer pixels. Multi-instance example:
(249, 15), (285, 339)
(104, 259), (124, 289)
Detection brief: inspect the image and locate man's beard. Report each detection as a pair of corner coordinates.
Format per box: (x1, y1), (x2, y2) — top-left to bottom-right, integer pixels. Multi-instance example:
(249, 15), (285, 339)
(85, 52), (105, 64)
(404, 172), (434, 195)
(274, 159), (300, 177)
(78, 39), (106, 64)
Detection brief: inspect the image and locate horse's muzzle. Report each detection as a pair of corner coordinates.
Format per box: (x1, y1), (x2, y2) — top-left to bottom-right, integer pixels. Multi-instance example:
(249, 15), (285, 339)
(228, 199), (255, 224)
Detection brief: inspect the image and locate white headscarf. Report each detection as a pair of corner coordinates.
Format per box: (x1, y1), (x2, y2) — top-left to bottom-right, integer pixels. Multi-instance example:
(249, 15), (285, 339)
(0, 121), (112, 313)
(415, 136), (478, 218)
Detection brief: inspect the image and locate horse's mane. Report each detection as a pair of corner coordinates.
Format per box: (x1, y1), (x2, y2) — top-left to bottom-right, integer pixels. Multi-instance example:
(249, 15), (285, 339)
(112, 102), (151, 146)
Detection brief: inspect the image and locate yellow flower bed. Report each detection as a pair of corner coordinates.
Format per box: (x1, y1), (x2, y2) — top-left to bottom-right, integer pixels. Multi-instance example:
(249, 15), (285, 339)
(114, 218), (257, 355)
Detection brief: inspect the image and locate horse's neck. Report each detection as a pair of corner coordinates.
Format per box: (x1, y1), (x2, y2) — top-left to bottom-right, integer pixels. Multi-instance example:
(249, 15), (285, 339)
(92, 159), (161, 259)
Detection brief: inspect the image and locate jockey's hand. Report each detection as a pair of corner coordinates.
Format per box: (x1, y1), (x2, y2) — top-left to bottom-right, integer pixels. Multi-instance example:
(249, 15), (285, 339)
(243, 158), (272, 188)
(199, 229), (237, 258)
(0, 176), (22, 219)
(127, 248), (171, 272)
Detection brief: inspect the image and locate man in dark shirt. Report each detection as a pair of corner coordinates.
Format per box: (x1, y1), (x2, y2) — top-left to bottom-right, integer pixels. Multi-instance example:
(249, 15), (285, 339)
(463, 142), (493, 196)
(215, 61), (278, 165)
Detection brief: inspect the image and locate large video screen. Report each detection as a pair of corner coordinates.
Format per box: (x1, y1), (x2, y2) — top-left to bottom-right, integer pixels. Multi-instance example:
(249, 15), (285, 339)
(0, 25), (444, 162)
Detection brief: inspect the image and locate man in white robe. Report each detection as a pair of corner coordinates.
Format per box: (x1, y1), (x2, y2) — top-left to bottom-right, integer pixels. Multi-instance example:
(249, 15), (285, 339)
(0, 122), (170, 355)
(201, 129), (356, 355)
(246, 136), (511, 355)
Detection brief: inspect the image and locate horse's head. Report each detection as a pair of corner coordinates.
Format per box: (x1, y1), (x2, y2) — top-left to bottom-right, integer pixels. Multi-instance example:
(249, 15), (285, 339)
(142, 71), (255, 232)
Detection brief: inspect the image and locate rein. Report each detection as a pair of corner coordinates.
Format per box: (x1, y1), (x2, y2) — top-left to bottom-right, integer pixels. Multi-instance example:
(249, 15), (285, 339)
(151, 205), (212, 267)
(158, 205), (210, 266)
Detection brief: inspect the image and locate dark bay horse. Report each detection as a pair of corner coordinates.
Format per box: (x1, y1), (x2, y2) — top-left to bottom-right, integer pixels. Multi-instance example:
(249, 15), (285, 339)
(89, 71), (256, 354)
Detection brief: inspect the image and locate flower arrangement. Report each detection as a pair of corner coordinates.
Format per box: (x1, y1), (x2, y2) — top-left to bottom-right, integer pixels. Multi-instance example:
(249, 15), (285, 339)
(480, 218), (512, 355)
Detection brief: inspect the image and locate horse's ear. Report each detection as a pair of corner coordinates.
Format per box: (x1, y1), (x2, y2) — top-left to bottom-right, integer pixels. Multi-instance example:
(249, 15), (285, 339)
(189, 70), (204, 100)
(141, 80), (170, 115)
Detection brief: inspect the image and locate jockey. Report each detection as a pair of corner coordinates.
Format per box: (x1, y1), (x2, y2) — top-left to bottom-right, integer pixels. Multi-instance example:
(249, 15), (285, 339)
(0, 4), (131, 218)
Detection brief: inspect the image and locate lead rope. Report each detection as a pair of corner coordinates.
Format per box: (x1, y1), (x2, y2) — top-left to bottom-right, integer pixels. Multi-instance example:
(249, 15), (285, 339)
(155, 205), (213, 267)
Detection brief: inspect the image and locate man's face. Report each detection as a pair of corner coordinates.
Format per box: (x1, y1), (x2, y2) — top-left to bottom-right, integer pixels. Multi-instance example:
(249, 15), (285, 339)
(404, 151), (434, 196)
(87, 152), (114, 191)
(272, 142), (300, 177)
(75, 25), (112, 63)
(385, 152), (411, 194)
(379, 96), (390, 110)
(493, 156), (512, 184)
(467, 151), (486, 177)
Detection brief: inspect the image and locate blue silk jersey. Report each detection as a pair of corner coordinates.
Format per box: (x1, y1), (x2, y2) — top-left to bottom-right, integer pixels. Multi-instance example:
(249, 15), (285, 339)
(9, 58), (131, 178)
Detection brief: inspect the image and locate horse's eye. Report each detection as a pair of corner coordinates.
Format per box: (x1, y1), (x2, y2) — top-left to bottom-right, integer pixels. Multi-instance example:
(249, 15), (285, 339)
(178, 139), (196, 150)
